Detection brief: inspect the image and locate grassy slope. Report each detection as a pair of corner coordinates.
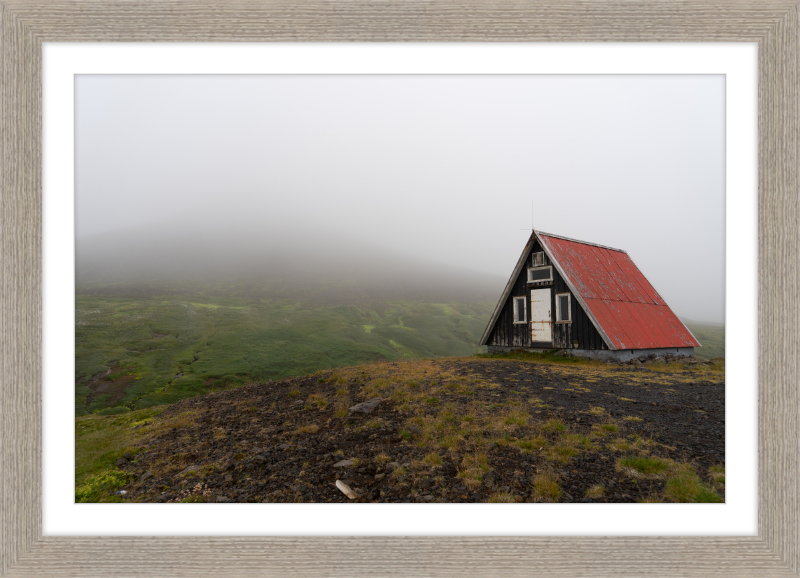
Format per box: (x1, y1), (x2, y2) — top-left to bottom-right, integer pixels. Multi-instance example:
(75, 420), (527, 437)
(76, 295), (494, 416)
(681, 321), (725, 359)
(76, 353), (725, 503)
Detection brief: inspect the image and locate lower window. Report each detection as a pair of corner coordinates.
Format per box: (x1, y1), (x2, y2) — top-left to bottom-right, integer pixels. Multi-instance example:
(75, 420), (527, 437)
(513, 296), (527, 323)
(556, 293), (571, 322)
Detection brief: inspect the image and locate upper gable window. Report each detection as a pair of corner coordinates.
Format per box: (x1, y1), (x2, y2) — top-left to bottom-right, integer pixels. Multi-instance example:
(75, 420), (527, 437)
(527, 266), (552, 283)
(531, 251), (546, 267)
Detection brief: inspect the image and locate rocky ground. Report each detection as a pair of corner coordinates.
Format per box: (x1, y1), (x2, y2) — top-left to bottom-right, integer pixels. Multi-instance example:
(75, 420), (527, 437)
(116, 353), (725, 503)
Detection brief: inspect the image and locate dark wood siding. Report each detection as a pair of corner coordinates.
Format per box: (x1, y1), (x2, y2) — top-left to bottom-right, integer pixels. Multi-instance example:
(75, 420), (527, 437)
(488, 238), (608, 350)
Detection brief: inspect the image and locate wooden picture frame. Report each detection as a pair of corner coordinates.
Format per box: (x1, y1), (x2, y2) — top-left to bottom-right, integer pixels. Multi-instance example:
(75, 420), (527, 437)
(1, 2), (797, 576)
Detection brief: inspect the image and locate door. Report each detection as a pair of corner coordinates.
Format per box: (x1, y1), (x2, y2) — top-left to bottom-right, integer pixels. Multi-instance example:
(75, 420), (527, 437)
(530, 288), (552, 342)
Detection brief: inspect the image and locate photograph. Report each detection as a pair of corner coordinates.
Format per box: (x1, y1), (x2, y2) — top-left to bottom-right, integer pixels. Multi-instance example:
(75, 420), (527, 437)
(74, 74), (726, 505)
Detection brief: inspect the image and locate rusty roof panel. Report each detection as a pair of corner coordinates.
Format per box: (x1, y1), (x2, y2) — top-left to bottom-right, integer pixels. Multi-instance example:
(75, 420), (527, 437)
(539, 233), (699, 350)
(581, 299), (629, 349)
(589, 245), (644, 304)
(608, 249), (666, 306)
(618, 301), (671, 348)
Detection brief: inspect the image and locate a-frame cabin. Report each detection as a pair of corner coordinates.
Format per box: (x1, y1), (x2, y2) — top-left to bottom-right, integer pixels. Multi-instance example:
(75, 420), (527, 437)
(480, 231), (700, 361)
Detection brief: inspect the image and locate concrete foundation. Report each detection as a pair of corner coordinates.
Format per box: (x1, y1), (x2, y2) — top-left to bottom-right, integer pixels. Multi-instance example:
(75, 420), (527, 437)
(487, 345), (694, 362)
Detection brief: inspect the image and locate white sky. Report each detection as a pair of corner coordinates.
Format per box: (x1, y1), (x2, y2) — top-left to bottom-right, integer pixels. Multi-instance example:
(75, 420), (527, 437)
(75, 75), (725, 323)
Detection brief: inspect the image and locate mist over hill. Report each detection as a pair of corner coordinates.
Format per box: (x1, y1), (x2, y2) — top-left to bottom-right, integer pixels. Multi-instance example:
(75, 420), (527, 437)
(76, 221), (506, 305)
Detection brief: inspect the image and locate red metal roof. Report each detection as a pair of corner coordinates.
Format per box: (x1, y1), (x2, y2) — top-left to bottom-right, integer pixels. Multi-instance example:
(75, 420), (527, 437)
(538, 233), (700, 350)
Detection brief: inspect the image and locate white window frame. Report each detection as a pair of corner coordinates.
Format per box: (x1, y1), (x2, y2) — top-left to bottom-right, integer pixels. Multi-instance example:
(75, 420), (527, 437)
(512, 296), (527, 324)
(531, 251), (545, 266)
(527, 266), (553, 283)
(555, 292), (572, 323)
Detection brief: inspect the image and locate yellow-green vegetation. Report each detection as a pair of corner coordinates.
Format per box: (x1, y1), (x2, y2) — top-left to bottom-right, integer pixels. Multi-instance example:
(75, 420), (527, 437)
(293, 424), (320, 435)
(547, 444), (579, 463)
(531, 470), (562, 502)
(516, 436), (548, 453)
(607, 438), (632, 452)
(332, 395), (350, 418)
(75, 405), (165, 491)
(488, 491), (517, 503)
(618, 457), (724, 503)
(585, 484), (605, 499)
(617, 455), (671, 478)
(664, 464), (723, 503)
(541, 419), (566, 433)
(423, 452), (443, 466)
(75, 470), (130, 503)
(457, 452), (490, 489)
(709, 465), (725, 486)
(304, 393), (328, 410)
(563, 433), (593, 450)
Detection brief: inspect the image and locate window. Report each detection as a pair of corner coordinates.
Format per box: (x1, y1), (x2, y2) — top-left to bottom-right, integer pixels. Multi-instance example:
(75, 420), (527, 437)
(513, 296), (527, 323)
(556, 293), (571, 322)
(527, 266), (552, 283)
(531, 251), (545, 266)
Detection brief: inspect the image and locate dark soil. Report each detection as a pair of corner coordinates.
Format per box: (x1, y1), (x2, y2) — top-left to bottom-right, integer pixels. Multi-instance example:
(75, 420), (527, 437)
(118, 357), (724, 504)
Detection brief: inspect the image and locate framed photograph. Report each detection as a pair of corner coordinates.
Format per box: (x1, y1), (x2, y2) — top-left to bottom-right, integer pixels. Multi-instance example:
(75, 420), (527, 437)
(2, 2), (798, 576)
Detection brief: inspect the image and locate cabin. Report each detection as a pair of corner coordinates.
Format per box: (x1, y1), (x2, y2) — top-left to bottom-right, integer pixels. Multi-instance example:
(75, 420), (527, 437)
(480, 230), (700, 361)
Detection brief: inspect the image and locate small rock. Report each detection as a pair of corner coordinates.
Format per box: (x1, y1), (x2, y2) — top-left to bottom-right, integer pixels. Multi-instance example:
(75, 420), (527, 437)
(421, 495), (434, 501)
(514, 495), (524, 503)
(570, 485), (578, 492)
(374, 473), (386, 481)
(406, 426), (422, 436)
(139, 471), (153, 483)
(177, 465), (200, 477)
(115, 458), (128, 468)
(223, 459), (235, 471)
(334, 458), (356, 468)
(278, 443), (291, 450)
(123, 452), (132, 460)
(386, 462), (401, 470)
(651, 402), (658, 407)
(349, 398), (383, 414)
(336, 480), (358, 499)
(216, 496), (232, 503)
(253, 454), (267, 464)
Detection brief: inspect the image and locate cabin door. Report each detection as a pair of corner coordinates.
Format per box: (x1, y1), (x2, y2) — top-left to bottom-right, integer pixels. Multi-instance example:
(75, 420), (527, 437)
(530, 288), (552, 343)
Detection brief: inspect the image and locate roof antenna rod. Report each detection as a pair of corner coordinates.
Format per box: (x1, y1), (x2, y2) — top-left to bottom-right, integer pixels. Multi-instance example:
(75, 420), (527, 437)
(521, 199), (536, 236)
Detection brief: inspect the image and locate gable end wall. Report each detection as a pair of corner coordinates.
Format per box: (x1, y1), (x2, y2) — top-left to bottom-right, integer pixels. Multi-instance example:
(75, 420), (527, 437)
(487, 239), (608, 351)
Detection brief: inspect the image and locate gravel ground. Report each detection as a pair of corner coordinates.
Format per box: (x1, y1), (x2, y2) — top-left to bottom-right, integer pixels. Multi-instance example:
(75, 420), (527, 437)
(118, 356), (724, 504)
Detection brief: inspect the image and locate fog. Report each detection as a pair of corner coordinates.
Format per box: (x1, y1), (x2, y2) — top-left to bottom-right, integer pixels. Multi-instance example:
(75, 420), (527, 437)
(76, 75), (725, 322)
(75, 223), (505, 305)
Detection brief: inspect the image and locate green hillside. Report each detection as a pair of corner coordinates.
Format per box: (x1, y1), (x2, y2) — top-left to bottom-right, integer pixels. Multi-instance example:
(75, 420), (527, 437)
(682, 320), (725, 359)
(76, 295), (494, 416)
